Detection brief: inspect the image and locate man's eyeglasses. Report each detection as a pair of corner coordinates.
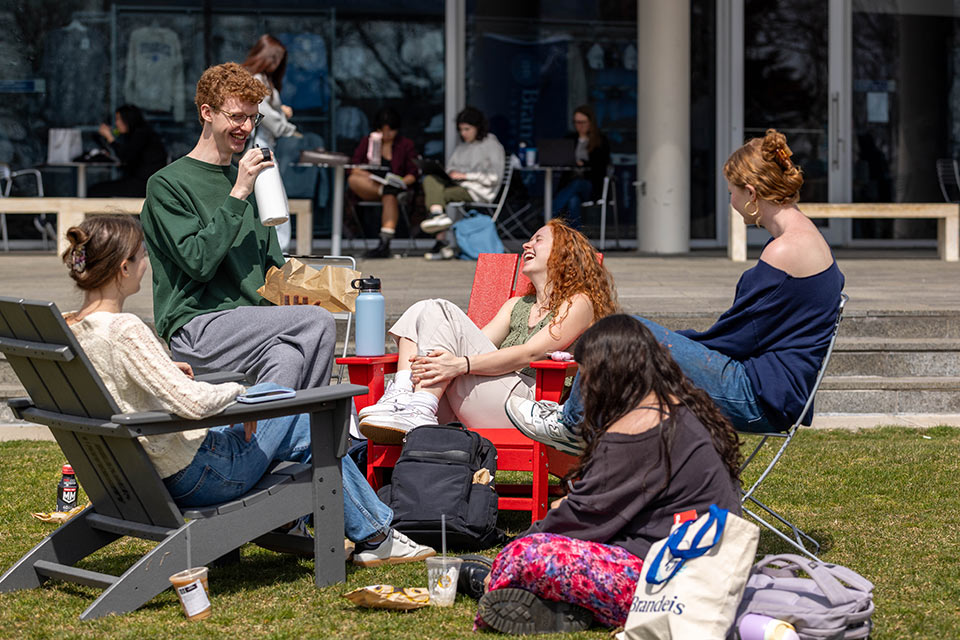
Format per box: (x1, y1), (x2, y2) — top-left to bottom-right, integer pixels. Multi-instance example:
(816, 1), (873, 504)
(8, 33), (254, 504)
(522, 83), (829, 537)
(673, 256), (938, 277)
(217, 108), (264, 127)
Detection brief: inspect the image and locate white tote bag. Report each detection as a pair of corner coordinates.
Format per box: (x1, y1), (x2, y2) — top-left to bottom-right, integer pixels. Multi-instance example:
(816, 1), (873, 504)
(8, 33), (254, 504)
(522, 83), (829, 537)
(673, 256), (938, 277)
(47, 128), (83, 163)
(619, 505), (759, 640)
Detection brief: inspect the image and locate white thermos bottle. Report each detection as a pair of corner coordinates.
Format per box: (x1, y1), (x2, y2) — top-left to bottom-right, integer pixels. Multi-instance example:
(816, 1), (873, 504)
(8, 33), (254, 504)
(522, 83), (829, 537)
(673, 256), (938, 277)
(253, 146), (290, 227)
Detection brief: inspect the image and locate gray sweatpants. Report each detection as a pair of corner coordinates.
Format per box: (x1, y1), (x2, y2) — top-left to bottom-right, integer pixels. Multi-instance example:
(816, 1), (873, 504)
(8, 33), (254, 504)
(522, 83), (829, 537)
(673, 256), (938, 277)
(170, 305), (337, 390)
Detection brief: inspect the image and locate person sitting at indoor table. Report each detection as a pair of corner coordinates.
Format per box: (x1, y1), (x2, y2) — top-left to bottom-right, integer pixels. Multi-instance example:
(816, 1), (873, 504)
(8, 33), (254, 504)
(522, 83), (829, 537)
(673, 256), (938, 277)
(419, 106), (504, 261)
(552, 104), (610, 230)
(89, 104), (167, 197)
(347, 107), (419, 259)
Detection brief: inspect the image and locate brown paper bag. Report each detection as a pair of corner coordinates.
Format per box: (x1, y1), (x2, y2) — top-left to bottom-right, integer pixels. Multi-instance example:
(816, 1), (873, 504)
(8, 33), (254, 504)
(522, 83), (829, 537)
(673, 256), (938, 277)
(257, 258), (360, 313)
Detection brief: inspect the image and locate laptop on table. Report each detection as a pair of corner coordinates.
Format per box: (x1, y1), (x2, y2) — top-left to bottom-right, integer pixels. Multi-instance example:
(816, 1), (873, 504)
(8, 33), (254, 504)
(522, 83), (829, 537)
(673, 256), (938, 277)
(536, 138), (576, 167)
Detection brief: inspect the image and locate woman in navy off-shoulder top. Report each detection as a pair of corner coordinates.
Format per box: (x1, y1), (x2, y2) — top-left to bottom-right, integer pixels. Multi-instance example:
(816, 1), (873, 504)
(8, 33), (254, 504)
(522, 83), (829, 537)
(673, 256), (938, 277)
(506, 129), (845, 449)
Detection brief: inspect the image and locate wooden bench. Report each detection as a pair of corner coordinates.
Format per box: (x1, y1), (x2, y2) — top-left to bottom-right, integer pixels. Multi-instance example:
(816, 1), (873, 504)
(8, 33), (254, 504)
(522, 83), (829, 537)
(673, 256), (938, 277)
(728, 202), (959, 262)
(0, 197), (313, 256)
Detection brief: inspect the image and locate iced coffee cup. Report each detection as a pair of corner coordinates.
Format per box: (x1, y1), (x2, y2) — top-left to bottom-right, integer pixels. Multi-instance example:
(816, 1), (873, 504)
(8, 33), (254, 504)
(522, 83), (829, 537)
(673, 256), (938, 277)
(169, 566), (211, 620)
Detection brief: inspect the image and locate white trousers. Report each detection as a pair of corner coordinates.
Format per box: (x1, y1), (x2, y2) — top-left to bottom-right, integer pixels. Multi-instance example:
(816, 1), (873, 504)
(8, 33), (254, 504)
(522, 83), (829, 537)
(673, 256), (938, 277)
(389, 299), (535, 429)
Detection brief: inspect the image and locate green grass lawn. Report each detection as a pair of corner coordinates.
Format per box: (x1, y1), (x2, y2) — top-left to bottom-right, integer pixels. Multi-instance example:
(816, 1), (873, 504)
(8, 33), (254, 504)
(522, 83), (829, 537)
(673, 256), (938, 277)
(0, 427), (957, 639)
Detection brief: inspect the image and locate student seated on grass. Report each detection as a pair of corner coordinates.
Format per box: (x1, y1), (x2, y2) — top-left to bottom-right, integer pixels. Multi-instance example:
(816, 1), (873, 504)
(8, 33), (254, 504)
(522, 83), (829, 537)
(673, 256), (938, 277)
(356, 219), (617, 443)
(507, 128), (846, 454)
(460, 315), (742, 635)
(60, 215), (435, 568)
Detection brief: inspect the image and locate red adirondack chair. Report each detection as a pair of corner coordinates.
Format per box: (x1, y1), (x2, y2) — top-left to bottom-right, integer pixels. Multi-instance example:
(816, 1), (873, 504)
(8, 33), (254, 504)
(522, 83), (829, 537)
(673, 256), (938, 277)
(337, 252), (593, 522)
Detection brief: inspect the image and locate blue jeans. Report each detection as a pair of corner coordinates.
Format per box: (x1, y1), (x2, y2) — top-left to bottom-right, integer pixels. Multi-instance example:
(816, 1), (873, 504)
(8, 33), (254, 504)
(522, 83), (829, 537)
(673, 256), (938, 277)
(552, 178), (593, 229)
(562, 317), (776, 433)
(163, 383), (392, 542)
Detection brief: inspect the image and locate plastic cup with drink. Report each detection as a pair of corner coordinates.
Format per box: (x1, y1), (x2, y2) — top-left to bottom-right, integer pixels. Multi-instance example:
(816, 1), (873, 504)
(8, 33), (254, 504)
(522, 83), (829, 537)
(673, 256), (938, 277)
(426, 557), (461, 607)
(169, 567), (212, 621)
(427, 514), (461, 607)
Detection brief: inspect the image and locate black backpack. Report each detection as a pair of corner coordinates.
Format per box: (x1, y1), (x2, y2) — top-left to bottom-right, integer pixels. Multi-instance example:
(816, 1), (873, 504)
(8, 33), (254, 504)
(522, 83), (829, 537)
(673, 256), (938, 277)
(377, 423), (506, 550)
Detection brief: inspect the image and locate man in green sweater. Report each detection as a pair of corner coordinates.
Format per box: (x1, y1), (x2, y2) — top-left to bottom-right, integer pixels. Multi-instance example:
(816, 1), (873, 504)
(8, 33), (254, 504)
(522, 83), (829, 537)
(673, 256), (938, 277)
(140, 62), (336, 390)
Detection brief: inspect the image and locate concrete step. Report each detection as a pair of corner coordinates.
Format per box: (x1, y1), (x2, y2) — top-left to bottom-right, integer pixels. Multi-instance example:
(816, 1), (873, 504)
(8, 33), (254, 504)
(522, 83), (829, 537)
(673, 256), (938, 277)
(646, 311), (960, 340)
(834, 312), (960, 339)
(818, 376), (960, 413)
(828, 338), (960, 377)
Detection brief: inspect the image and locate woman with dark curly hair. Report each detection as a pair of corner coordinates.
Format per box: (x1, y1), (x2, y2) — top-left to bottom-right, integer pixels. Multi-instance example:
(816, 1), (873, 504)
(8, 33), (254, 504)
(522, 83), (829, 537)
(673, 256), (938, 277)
(470, 314), (742, 635)
(358, 218), (616, 441)
(508, 128), (845, 453)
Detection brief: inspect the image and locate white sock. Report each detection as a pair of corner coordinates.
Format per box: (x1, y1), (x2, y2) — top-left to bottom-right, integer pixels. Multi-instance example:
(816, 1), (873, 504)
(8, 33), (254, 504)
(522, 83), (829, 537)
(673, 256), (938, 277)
(393, 369), (413, 391)
(429, 204), (444, 215)
(408, 391), (439, 415)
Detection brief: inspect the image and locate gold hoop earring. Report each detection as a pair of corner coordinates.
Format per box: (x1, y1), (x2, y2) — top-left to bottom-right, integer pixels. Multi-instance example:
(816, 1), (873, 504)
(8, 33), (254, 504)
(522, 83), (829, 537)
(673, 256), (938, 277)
(743, 199), (759, 218)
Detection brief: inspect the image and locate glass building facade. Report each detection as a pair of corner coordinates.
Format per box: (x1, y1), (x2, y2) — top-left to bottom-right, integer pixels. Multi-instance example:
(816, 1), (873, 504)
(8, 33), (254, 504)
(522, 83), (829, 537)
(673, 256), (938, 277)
(1, 0), (958, 248)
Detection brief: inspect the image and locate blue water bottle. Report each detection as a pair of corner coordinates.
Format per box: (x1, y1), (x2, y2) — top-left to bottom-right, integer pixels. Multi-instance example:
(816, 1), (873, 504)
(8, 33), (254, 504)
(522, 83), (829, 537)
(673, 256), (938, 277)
(352, 276), (385, 356)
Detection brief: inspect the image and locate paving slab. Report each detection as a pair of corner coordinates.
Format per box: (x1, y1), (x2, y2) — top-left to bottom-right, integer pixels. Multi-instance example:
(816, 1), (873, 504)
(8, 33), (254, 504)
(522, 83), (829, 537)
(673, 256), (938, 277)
(3, 249), (960, 321)
(3, 249), (960, 433)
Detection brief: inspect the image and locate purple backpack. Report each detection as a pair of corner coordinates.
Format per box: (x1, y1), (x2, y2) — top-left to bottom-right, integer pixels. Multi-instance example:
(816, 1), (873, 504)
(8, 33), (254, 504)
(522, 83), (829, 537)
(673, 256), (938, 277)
(733, 554), (874, 640)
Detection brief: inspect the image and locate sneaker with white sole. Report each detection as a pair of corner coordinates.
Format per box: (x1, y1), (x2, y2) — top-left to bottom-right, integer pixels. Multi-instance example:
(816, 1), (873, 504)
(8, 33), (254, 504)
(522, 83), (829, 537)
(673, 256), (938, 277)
(420, 213), (454, 234)
(256, 517), (314, 558)
(357, 382), (414, 420)
(424, 244), (456, 261)
(504, 396), (586, 456)
(359, 405), (439, 444)
(352, 528), (437, 567)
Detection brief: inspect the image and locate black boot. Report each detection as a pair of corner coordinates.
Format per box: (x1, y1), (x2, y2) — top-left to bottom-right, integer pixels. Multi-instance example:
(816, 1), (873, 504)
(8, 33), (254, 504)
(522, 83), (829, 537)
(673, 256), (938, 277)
(478, 588), (593, 634)
(364, 236), (392, 259)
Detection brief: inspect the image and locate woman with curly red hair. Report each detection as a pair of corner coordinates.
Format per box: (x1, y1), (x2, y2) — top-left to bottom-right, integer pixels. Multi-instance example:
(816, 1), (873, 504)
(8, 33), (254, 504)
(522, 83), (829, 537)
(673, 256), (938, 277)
(359, 219), (616, 441)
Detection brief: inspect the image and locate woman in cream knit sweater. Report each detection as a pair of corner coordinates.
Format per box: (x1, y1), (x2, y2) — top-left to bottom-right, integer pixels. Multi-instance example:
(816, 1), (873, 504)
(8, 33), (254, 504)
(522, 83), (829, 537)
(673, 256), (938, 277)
(61, 215), (434, 567)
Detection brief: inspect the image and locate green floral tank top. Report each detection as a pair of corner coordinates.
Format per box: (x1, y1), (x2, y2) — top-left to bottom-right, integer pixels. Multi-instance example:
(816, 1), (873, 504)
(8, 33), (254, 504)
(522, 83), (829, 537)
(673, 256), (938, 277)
(500, 295), (553, 379)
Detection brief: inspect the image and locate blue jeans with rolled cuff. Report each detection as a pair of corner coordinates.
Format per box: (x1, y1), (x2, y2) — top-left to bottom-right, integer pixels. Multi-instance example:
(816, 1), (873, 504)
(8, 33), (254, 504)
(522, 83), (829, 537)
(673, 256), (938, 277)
(562, 317), (777, 433)
(163, 383), (393, 542)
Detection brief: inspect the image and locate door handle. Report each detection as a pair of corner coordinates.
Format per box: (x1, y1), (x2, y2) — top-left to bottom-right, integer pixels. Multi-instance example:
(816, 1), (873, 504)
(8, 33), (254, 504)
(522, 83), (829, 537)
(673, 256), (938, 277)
(830, 92), (840, 170)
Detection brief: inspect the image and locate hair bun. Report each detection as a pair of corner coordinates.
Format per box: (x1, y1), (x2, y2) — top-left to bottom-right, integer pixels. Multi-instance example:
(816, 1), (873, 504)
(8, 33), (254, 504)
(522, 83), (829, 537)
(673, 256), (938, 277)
(761, 128), (794, 171)
(65, 226), (88, 249)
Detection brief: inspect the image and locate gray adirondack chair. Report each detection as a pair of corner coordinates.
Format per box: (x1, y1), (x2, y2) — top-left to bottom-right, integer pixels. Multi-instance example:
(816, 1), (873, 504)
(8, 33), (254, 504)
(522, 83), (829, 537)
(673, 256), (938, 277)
(0, 296), (365, 620)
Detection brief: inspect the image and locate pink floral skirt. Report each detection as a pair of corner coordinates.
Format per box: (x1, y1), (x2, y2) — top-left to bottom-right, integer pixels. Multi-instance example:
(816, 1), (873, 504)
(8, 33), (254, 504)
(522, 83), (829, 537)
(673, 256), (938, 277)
(477, 532), (644, 628)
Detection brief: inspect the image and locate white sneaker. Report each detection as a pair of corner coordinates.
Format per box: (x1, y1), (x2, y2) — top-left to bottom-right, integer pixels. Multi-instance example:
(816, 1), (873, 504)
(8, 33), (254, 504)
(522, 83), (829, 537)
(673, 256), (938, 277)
(352, 528), (437, 567)
(359, 405), (439, 444)
(424, 245), (456, 261)
(504, 396), (586, 456)
(357, 382), (413, 420)
(420, 213), (454, 234)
